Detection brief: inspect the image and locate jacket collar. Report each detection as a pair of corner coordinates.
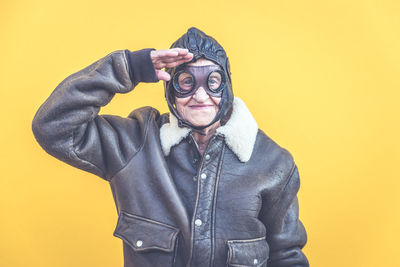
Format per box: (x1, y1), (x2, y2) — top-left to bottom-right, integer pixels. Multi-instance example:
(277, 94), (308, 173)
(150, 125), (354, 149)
(160, 97), (258, 163)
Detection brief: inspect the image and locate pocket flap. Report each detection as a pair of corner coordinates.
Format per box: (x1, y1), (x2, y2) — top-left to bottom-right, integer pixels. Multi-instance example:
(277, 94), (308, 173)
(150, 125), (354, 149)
(227, 237), (269, 266)
(113, 211), (179, 252)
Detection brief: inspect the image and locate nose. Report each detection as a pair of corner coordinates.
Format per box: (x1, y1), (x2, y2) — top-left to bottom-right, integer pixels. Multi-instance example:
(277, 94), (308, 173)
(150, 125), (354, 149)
(192, 86), (209, 102)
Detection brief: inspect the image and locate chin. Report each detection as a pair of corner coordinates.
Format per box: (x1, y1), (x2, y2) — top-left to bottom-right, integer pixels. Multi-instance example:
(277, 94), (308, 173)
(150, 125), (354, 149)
(189, 116), (214, 127)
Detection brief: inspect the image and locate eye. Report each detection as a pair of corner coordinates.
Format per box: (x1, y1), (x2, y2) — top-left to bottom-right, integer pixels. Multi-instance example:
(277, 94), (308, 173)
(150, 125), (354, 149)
(208, 71), (222, 90)
(183, 78), (193, 85)
(178, 72), (194, 91)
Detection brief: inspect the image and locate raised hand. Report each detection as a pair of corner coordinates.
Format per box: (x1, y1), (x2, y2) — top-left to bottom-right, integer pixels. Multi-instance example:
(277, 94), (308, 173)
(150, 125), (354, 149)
(150, 48), (193, 81)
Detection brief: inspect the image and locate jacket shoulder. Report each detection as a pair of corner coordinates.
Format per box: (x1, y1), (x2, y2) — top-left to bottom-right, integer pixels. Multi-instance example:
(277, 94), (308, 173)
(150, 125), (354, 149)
(126, 107), (171, 136)
(92, 106), (161, 144)
(127, 106), (160, 122)
(253, 129), (296, 179)
(256, 129), (294, 160)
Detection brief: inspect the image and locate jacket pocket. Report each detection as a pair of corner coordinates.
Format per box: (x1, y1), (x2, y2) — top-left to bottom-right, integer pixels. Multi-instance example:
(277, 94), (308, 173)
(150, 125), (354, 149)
(113, 211), (179, 253)
(226, 236), (269, 267)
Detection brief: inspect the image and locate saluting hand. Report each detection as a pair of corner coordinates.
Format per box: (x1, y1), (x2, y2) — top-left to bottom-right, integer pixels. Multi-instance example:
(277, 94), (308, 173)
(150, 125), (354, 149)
(150, 48), (193, 81)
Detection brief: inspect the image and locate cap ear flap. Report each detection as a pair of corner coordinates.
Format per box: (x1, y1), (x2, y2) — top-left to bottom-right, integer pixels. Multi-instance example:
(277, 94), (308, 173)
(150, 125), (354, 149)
(168, 87), (175, 106)
(225, 57), (232, 83)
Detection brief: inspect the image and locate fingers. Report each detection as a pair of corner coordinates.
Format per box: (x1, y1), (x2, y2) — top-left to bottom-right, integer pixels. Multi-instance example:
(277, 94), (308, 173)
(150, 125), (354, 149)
(151, 48), (193, 69)
(151, 49), (182, 61)
(164, 58), (192, 68)
(154, 48), (190, 58)
(155, 55), (186, 64)
(153, 55), (192, 69)
(159, 53), (192, 63)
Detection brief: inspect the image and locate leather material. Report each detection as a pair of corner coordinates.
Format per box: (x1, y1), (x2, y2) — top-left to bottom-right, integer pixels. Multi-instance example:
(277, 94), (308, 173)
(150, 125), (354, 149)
(227, 237), (269, 267)
(32, 49), (309, 267)
(113, 211), (179, 253)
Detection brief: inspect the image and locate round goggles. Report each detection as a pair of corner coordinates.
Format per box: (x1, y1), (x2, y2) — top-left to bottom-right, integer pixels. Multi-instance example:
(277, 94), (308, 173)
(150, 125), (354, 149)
(172, 65), (226, 98)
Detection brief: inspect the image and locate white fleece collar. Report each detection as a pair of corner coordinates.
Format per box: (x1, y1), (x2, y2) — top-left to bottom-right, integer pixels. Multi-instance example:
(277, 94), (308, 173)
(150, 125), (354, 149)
(160, 97), (258, 163)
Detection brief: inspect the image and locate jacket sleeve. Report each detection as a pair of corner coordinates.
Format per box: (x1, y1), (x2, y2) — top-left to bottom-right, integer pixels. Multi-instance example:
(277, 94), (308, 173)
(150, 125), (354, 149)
(32, 49), (159, 181)
(259, 164), (309, 267)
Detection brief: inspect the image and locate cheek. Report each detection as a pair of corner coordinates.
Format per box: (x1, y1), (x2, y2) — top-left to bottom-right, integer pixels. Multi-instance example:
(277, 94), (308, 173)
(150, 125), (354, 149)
(175, 97), (190, 117)
(211, 97), (221, 109)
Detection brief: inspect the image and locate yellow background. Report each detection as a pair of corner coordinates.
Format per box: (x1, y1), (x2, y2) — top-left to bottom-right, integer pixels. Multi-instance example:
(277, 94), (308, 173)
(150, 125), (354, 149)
(1, 0), (399, 266)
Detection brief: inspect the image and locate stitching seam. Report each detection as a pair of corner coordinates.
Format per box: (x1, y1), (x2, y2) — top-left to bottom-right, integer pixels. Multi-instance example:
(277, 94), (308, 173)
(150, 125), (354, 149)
(71, 124), (106, 179)
(108, 108), (155, 181)
(210, 142), (225, 267)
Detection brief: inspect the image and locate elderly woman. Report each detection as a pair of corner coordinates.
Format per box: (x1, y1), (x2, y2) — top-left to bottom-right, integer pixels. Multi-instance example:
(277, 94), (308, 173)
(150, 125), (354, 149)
(32, 27), (308, 267)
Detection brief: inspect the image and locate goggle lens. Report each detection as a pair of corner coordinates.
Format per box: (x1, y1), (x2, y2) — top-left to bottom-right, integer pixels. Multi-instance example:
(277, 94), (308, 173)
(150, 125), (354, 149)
(177, 72), (194, 92)
(208, 71), (222, 91)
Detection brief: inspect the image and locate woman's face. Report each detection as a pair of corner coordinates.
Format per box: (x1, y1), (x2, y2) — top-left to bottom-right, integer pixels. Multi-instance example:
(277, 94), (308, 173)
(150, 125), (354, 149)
(175, 59), (221, 127)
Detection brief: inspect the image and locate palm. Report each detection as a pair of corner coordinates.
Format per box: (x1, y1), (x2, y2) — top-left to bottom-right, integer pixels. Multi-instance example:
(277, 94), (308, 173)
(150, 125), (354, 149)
(150, 48), (193, 81)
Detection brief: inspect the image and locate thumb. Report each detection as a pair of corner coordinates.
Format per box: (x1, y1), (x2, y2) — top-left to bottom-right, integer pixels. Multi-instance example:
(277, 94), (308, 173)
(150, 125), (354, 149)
(156, 69), (171, 81)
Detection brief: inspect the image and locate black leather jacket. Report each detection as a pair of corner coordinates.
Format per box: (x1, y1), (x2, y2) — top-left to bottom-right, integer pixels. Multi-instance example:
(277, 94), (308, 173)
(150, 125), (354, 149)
(32, 49), (309, 267)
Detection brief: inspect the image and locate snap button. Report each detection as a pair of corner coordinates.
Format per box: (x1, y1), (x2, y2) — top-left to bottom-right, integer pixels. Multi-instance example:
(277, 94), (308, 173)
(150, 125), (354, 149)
(136, 240), (143, 247)
(205, 154), (210, 160)
(194, 219), (202, 226)
(200, 173), (207, 180)
(253, 258), (258, 265)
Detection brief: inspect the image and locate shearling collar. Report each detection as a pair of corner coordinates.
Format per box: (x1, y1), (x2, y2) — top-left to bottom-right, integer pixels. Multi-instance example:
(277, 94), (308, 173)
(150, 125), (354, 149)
(159, 97), (258, 163)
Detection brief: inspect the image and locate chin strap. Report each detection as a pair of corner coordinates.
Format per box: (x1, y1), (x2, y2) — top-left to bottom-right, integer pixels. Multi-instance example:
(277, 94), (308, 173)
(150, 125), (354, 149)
(177, 120), (206, 136)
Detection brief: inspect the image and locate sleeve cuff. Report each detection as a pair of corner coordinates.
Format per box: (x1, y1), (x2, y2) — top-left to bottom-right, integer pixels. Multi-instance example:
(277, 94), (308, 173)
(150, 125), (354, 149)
(124, 48), (159, 86)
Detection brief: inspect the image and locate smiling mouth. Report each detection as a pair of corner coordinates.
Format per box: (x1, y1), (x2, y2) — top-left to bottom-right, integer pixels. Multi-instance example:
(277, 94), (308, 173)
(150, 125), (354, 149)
(189, 104), (213, 109)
